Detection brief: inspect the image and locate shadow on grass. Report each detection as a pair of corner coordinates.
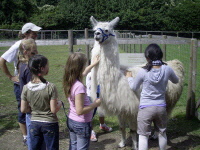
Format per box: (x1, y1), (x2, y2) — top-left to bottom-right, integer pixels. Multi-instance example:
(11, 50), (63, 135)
(149, 114), (200, 150)
(0, 113), (18, 136)
(91, 131), (118, 150)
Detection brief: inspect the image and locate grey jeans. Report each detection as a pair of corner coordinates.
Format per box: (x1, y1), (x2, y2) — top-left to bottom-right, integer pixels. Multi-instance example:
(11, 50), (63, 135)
(137, 106), (167, 136)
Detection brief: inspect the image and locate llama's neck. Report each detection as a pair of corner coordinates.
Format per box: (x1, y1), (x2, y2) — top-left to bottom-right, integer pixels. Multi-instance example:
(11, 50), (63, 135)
(100, 38), (119, 69)
(98, 38), (120, 84)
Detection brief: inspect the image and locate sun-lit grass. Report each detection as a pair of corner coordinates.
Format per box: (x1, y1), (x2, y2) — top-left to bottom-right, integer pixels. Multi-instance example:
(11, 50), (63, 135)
(0, 44), (200, 146)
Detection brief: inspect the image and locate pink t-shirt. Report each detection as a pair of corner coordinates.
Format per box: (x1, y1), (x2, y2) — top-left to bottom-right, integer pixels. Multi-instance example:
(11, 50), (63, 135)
(68, 80), (93, 122)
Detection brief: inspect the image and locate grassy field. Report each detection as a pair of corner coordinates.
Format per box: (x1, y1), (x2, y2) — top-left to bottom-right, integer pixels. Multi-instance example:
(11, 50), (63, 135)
(0, 44), (200, 149)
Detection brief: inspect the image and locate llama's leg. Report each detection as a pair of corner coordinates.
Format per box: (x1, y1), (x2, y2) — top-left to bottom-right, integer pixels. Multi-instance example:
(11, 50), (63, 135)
(130, 129), (138, 150)
(150, 130), (158, 140)
(150, 122), (158, 140)
(118, 116), (126, 148)
(119, 126), (126, 147)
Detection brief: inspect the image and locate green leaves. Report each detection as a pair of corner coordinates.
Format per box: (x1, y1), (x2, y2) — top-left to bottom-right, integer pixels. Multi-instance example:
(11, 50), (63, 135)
(0, 0), (199, 31)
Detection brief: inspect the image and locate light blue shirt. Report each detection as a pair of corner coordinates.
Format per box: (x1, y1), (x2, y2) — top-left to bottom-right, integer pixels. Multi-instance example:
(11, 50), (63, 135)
(128, 65), (179, 108)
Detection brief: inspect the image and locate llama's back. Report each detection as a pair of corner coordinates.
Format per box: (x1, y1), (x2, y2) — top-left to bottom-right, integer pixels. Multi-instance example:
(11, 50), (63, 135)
(165, 59), (185, 117)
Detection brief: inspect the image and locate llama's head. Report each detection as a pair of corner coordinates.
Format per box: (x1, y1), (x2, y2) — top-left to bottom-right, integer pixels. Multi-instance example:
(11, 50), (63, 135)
(90, 16), (120, 44)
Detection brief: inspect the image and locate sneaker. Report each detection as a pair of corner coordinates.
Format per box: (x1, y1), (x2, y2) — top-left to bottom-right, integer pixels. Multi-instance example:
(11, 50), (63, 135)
(149, 133), (158, 140)
(99, 124), (112, 132)
(90, 132), (98, 142)
(23, 138), (28, 146)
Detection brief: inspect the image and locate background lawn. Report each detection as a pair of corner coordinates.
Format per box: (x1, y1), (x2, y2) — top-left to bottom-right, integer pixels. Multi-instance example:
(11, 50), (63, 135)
(0, 44), (199, 150)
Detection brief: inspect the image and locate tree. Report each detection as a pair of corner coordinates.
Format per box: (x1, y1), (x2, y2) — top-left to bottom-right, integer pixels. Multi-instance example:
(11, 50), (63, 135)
(166, 1), (200, 31)
(0, 0), (37, 29)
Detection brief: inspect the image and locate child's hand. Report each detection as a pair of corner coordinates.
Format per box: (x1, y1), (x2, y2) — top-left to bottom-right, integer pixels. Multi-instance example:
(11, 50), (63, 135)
(92, 55), (100, 65)
(125, 71), (132, 77)
(10, 76), (19, 82)
(94, 98), (101, 107)
(57, 100), (62, 107)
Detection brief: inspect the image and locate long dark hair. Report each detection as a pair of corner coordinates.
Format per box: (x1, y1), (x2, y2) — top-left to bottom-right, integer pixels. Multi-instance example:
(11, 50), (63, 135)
(28, 54), (48, 83)
(143, 43), (167, 71)
(63, 52), (87, 98)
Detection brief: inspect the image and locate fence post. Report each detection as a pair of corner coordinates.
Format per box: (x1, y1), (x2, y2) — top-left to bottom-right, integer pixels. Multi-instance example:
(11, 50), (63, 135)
(148, 34), (152, 38)
(12, 29), (14, 39)
(40, 31), (43, 39)
(162, 44), (166, 61)
(162, 35), (167, 61)
(68, 30), (73, 53)
(125, 33), (128, 52)
(85, 28), (90, 66)
(163, 35), (167, 39)
(186, 39), (198, 119)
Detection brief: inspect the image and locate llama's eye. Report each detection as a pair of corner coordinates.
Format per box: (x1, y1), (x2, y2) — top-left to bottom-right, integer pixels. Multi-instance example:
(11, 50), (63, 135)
(105, 30), (108, 32)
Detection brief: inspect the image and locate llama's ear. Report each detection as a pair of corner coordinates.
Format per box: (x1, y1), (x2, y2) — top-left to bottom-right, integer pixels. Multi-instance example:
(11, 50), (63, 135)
(90, 16), (98, 27)
(110, 17), (120, 28)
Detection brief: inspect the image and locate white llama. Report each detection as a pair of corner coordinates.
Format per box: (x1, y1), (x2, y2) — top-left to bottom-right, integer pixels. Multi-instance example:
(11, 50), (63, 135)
(90, 16), (184, 149)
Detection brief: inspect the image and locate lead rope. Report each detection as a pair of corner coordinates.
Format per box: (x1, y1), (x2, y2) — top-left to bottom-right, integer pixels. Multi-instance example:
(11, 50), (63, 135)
(61, 101), (68, 118)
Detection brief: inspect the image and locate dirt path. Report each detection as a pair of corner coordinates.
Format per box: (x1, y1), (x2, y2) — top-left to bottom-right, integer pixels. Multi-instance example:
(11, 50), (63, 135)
(0, 125), (199, 150)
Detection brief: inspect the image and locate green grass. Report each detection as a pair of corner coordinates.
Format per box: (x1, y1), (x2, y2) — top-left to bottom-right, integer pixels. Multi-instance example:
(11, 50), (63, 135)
(0, 44), (200, 149)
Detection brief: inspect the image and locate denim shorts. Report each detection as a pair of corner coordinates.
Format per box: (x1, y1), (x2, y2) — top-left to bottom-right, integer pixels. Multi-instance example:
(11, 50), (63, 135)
(14, 83), (26, 124)
(137, 106), (167, 136)
(29, 121), (59, 150)
(67, 117), (91, 150)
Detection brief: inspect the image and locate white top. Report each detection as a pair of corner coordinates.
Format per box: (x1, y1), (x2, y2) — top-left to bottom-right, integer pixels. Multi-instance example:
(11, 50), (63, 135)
(1, 40), (22, 76)
(86, 72), (91, 97)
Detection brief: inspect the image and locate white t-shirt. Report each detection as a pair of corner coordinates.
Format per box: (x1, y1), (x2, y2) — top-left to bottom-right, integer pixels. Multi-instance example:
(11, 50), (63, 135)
(86, 72), (91, 97)
(1, 40), (21, 76)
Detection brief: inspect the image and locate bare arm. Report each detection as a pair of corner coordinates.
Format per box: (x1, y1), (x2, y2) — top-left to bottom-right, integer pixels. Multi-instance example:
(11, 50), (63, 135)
(0, 57), (19, 82)
(21, 100), (31, 113)
(75, 93), (101, 115)
(50, 99), (62, 114)
(82, 55), (100, 77)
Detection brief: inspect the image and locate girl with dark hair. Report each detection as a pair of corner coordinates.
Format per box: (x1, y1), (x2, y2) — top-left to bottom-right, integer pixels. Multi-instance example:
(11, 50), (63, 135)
(143, 43), (167, 71)
(126, 43), (179, 150)
(21, 54), (62, 150)
(63, 52), (101, 150)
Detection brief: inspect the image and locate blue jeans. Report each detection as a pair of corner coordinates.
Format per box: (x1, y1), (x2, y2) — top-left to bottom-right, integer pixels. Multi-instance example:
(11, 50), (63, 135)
(29, 121), (59, 150)
(26, 114), (31, 150)
(67, 118), (91, 150)
(14, 83), (26, 123)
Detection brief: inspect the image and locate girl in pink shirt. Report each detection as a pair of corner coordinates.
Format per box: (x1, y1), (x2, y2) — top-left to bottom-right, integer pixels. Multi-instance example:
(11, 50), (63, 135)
(63, 52), (101, 150)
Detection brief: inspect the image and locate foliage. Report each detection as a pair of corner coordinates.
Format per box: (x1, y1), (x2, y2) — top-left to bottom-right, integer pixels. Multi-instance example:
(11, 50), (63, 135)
(165, 1), (200, 31)
(31, 4), (63, 29)
(0, 0), (199, 31)
(0, 0), (37, 29)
